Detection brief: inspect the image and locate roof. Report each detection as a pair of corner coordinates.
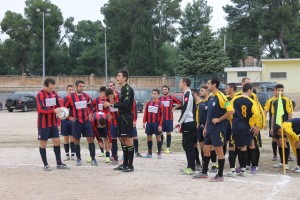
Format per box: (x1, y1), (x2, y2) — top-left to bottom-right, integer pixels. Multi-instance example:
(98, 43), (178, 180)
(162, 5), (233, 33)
(224, 67), (262, 72)
(262, 58), (300, 63)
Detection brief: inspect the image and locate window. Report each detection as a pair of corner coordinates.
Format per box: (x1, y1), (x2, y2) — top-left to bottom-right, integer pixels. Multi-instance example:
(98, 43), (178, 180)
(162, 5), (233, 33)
(237, 71), (247, 77)
(270, 72), (286, 79)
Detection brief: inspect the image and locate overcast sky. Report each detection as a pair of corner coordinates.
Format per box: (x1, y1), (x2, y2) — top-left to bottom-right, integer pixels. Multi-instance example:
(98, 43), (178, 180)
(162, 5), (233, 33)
(0, 0), (233, 41)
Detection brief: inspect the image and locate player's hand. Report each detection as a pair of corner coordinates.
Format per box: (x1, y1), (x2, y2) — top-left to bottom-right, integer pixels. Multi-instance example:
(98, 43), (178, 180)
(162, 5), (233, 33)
(196, 124), (199, 129)
(133, 121), (136, 127)
(172, 107), (176, 112)
(69, 117), (76, 122)
(54, 108), (61, 114)
(212, 118), (220, 124)
(158, 126), (162, 132)
(104, 102), (110, 108)
(88, 114), (93, 121)
(270, 129), (274, 136)
(250, 126), (260, 136)
(203, 128), (207, 137)
(143, 123), (146, 129)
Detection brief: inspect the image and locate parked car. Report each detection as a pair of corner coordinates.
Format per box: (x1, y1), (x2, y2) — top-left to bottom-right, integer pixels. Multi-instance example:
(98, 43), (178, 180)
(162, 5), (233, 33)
(135, 99), (144, 113)
(219, 83), (227, 94)
(0, 102), (2, 111)
(5, 92), (37, 112)
(252, 82), (277, 92)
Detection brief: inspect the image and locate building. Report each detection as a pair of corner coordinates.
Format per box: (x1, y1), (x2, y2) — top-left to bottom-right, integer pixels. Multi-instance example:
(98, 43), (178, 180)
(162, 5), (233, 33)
(224, 67), (262, 83)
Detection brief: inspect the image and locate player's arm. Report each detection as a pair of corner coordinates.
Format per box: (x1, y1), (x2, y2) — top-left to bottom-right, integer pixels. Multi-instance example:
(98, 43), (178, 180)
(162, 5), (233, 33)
(282, 122), (299, 140)
(143, 102), (148, 129)
(249, 102), (261, 135)
(286, 98), (293, 120)
(113, 86), (134, 109)
(172, 96), (181, 110)
(158, 104), (163, 131)
(178, 92), (193, 125)
(36, 93), (59, 114)
(196, 105), (200, 129)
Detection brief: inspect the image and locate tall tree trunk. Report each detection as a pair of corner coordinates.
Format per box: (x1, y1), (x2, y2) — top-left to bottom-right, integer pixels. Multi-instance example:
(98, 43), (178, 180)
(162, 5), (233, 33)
(278, 26), (289, 58)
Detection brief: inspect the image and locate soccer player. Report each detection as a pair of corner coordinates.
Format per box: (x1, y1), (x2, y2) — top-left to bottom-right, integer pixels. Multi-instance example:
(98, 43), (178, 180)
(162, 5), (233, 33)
(194, 77), (234, 182)
(64, 80), (98, 166)
(271, 84), (293, 169)
(177, 78), (197, 175)
(143, 89), (164, 159)
(276, 118), (300, 173)
(91, 111), (111, 163)
(132, 99), (142, 157)
(230, 83), (260, 176)
(91, 86), (108, 158)
(104, 70), (135, 172)
(192, 88), (202, 170)
(60, 84), (75, 161)
(159, 85), (181, 153)
(264, 89), (278, 161)
(36, 78), (69, 171)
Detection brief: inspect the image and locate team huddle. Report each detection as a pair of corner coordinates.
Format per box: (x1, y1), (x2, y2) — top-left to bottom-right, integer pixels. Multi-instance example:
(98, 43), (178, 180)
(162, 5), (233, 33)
(36, 71), (300, 181)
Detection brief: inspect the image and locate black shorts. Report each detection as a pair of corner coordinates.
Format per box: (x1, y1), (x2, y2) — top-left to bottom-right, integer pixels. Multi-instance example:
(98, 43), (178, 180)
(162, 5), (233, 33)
(38, 126), (59, 140)
(225, 122), (232, 142)
(229, 134), (235, 148)
(97, 127), (108, 138)
(204, 131), (225, 147)
(73, 120), (93, 139)
(232, 130), (252, 147)
(117, 113), (133, 138)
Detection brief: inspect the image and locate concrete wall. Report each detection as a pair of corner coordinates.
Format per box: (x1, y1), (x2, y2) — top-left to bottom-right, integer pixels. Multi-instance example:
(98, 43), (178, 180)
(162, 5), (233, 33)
(226, 71), (262, 83)
(262, 59), (300, 93)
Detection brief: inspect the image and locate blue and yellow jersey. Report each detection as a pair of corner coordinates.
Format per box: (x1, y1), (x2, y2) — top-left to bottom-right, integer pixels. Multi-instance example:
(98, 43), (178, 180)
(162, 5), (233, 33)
(264, 96), (276, 127)
(196, 98), (208, 126)
(271, 95), (293, 123)
(230, 95), (260, 132)
(206, 91), (234, 133)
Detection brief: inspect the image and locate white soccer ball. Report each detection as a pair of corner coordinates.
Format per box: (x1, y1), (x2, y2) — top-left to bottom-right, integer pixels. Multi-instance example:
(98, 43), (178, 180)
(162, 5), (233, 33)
(57, 107), (69, 120)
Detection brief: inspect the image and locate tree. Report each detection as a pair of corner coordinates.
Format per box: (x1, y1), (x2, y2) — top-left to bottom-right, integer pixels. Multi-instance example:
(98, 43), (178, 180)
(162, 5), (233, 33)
(177, 28), (231, 75)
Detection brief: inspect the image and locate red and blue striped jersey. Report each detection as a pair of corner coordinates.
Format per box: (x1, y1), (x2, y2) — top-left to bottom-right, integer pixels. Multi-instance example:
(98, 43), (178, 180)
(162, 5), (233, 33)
(159, 95), (181, 121)
(92, 97), (108, 114)
(143, 100), (164, 126)
(64, 92), (92, 124)
(36, 89), (61, 128)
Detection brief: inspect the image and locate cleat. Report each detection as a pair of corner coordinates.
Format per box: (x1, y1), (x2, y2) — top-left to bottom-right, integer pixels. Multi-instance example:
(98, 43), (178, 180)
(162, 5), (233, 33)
(192, 172), (208, 179)
(295, 169), (300, 173)
(114, 164), (124, 171)
(135, 152), (143, 157)
(86, 157), (92, 163)
(105, 157), (111, 163)
(143, 154), (152, 158)
(180, 167), (189, 172)
(209, 166), (218, 173)
(240, 171), (247, 177)
(181, 168), (194, 175)
(76, 159), (82, 166)
(272, 155), (277, 161)
(91, 159), (98, 166)
(251, 166), (257, 174)
(288, 156), (294, 162)
(196, 164), (202, 171)
(64, 155), (70, 161)
(157, 154), (162, 159)
(165, 148), (171, 154)
(43, 165), (51, 171)
(273, 163), (283, 168)
(56, 163), (70, 170)
(123, 166), (134, 172)
(110, 160), (119, 165)
(235, 167), (241, 174)
(209, 175), (224, 182)
(226, 171), (237, 178)
(70, 155), (76, 160)
(98, 153), (105, 157)
(291, 166), (300, 171)
(246, 165), (251, 170)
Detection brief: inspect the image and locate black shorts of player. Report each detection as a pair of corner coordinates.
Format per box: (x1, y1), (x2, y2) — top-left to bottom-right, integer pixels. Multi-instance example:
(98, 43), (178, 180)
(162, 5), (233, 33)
(204, 131), (225, 147)
(131, 127), (138, 137)
(97, 127), (108, 138)
(117, 113), (133, 138)
(73, 120), (93, 139)
(146, 122), (161, 136)
(162, 120), (173, 132)
(60, 119), (73, 136)
(225, 122), (232, 142)
(228, 134), (235, 148)
(232, 130), (252, 148)
(38, 126), (59, 140)
(197, 125), (205, 142)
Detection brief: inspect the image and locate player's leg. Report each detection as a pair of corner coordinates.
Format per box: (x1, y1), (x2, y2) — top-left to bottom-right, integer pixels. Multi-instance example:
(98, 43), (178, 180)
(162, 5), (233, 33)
(227, 134), (238, 177)
(272, 137), (278, 161)
(209, 147), (217, 173)
(156, 133), (162, 159)
(84, 121), (97, 166)
(38, 128), (50, 170)
(132, 127), (142, 157)
(181, 122), (196, 175)
(143, 123), (153, 158)
(165, 120), (173, 153)
(295, 141), (300, 173)
(70, 136), (75, 159)
(110, 125), (119, 164)
(209, 132), (225, 182)
(237, 145), (247, 176)
(103, 137), (111, 163)
(73, 120), (83, 166)
(63, 136), (70, 161)
(61, 120), (71, 160)
(249, 138), (258, 174)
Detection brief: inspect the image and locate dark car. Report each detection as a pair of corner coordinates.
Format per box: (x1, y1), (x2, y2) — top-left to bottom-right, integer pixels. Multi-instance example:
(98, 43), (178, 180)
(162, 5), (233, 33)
(135, 99), (144, 113)
(0, 102), (2, 111)
(5, 92), (37, 112)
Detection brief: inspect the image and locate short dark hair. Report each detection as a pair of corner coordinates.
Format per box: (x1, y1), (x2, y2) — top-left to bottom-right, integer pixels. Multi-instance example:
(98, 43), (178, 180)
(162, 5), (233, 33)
(200, 84), (208, 90)
(152, 89), (160, 95)
(275, 84), (284, 90)
(105, 88), (114, 97)
(191, 88), (199, 96)
(66, 84), (73, 89)
(210, 77), (220, 88)
(253, 88), (257, 94)
(181, 78), (191, 87)
(242, 77), (250, 83)
(75, 80), (84, 86)
(44, 78), (55, 87)
(162, 85), (169, 91)
(99, 118), (106, 127)
(100, 86), (106, 93)
(242, 83), (253, 92)
(119, 70), (129, 81)
(227, 83), (237, 91)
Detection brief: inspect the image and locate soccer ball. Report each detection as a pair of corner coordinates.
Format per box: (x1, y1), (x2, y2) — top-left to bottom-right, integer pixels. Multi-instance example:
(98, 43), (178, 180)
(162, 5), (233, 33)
(57, 107), (69, 120)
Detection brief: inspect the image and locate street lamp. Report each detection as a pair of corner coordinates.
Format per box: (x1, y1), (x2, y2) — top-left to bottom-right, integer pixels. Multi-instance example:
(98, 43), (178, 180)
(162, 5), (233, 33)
(102, 26), (110, 83)
(36, 8), (51, 83)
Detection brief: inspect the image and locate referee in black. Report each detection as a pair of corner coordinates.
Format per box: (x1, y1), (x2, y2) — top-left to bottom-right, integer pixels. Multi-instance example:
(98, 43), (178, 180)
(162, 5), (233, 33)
(104, 70), (135, 172)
